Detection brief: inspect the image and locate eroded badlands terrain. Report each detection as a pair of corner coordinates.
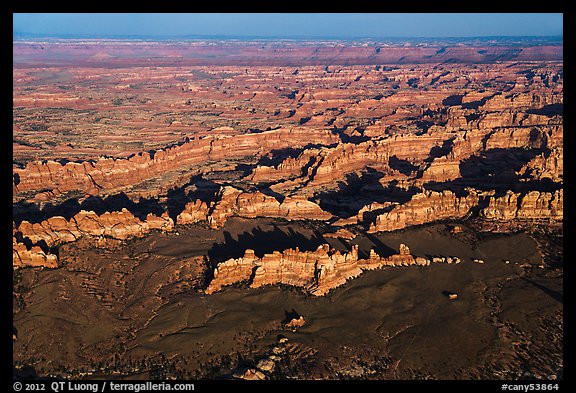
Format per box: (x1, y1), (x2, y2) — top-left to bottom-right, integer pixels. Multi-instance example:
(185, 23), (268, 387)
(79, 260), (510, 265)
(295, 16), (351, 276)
(13, 39), (563, 380)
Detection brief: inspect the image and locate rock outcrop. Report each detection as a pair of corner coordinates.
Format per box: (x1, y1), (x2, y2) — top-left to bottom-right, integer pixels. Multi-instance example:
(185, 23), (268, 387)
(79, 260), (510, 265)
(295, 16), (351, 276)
(480, 190), (563, 221)
(16, 209), (174, 248)
(206, 243), (437, 296)
(367, 188), (563, 233)
(13, 127), (340, 202)
(13, 237), (58, 269)
(205, 186), (332, 229)
(258, 130), (454, 194)
(517, 147), (563, 182)
(248, 148), (323, 183)
(483, 126), (549, 150)
(480, 92), (562, 112)
(323, 228), (356, 240)
(176, 200), (210, 225)
(368, 189), (482, 233)
(13, 209), (174, 268)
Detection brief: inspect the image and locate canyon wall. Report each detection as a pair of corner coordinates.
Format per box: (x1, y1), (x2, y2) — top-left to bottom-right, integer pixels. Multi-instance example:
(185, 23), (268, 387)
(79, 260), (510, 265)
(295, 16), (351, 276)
(206, 243), (433, 296)
(13, 127), (340, 202)
(368, 190), (482, 233)
(13, 209), (174, 268)
(368, 189), (563, 233)
(14, 186), (332, 268)
(177, 186), (332, 229)
(13, 237), (58, 269)
(480, 190), (563, 222)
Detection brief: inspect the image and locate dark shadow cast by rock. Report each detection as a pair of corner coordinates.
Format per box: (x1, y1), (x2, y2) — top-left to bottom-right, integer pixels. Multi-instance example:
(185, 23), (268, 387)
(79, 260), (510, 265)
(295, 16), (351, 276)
(207, 225), (326, 264)
(13, 174), (223, 226)
(13, 191), (165, 225)
(13, 365), (40, 380)
(422, 147), (557, 196)
(166, 175), (220, 222)
(363, 233), (397, 259)
(521, 277), (563, 304)
(442, 94), (463, 106)
(527, 103), (563, 117)
(389, 155), (419, 176)
(315, 169), (418, 219)
(282, 309), (301, 325)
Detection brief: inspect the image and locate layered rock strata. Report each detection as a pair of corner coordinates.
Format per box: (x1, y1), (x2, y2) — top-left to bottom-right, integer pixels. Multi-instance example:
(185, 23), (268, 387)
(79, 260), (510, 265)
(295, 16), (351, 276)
(16, 209), (174, 247)
(177, 186), (332, 229)
(480, 190), (563, 221)
(517, 147), (563, 182)
(175, 200), (210, 225)
(13, 209), (174, 268)
(266, 132), (451, 192)
(368, 189), (482, 233)
(13, 237), (58, 269)
(368, 189), (563, 233)
(206, 243), (433, 296)
(248, 148), (323, 183)
(13, 127), (339, 202)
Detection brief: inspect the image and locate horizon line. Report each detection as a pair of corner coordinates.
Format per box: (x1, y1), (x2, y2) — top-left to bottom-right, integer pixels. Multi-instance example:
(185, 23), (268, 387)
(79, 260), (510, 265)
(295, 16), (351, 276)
(12, 33), (564, 42)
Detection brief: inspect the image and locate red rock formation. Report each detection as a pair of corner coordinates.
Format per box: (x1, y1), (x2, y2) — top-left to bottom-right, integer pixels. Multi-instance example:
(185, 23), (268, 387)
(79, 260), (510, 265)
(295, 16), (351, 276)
(546, 125), (564, 149)
(517, 190), (563, 220)
(417, 156), (462, 184)
(13, 127), (340, 202)
(13, 209), (174, 268)
(251, 246), (322, 291)
(448, 130), (487, 159)
(13, 237), (58, 269)
(366, 188), (563, 233)
(363, 121), (387, 138)
(480, 190), (563, 221)
(206, 186), (332, 229)
(484, 126), (548, 150)
(480, 92), (561, 112)
(206, 243), (436, 296)
(464, 110), (553, 130)
(517, 147), (563, 182)
(267, 132), (450, 193)
(285, 316), (306, 329)
(333, 201), (397, 227)
(248, 148), (322, 183)
(16, 209), (174, 248)
(417, 123), (560, 186)
(361, 243), (420, 271)
(206, 249), (259, 293)
(323, 228), (356, 240)
(176, 200), (210, 225)
(368, 189), (482, 233)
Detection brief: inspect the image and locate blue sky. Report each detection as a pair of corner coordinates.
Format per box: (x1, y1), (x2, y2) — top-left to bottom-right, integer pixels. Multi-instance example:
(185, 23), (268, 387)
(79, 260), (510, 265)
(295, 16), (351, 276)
(13, 13), (563, 38)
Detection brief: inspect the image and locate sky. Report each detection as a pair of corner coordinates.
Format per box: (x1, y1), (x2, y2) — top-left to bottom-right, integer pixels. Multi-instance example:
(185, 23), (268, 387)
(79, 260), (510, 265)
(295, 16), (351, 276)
(13, 13), (563, 39)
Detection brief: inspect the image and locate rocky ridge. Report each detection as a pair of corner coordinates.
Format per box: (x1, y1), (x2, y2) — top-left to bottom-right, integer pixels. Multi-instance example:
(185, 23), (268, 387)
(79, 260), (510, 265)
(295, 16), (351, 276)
(368, 189), (563, 233)
(14, 185), (333, 268)
(206, 243), (436, 296)
(13, 127), (339, 203)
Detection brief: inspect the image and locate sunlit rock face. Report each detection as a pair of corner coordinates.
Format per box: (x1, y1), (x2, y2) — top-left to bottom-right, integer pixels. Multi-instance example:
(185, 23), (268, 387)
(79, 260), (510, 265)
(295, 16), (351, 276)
(206, 243), (448, 296)
(12, 40), (563, 271)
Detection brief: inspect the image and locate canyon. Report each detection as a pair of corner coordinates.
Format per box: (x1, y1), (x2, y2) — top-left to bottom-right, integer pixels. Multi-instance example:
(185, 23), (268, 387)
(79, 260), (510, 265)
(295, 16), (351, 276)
(13, 37), (563, 380)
